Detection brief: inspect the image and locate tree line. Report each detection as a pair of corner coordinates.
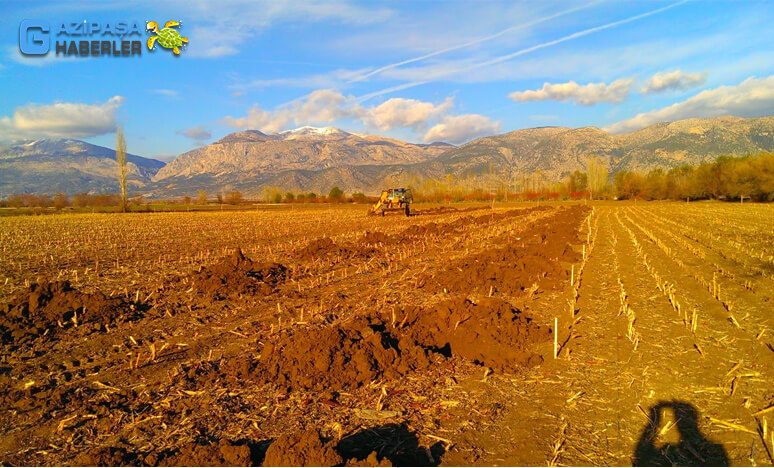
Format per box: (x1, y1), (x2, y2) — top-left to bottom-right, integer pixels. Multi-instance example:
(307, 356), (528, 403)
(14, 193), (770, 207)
(613, 152), (774, 201)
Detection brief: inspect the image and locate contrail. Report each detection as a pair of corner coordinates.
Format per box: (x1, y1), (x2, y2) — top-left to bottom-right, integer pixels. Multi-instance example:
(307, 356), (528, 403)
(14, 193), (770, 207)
(348, 0), (605, 83)
(358, 0), (690, 102)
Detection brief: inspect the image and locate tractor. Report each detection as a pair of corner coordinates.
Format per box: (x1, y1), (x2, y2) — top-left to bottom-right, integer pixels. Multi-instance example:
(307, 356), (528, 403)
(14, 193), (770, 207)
(369, 188), (413, 216)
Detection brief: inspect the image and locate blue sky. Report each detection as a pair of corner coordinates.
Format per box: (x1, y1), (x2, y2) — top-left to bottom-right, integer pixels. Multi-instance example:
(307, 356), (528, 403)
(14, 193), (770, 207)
(1, 0), (773, 161)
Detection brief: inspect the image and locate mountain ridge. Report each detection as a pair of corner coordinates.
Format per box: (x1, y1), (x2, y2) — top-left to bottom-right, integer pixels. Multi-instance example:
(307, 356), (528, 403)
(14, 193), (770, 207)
(3, 117), (773, 198)
(0, 139), (165, 197)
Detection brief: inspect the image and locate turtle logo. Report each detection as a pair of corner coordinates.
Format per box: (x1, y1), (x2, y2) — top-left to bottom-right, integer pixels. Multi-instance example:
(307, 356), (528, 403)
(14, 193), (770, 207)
(146, 21), (188, 55)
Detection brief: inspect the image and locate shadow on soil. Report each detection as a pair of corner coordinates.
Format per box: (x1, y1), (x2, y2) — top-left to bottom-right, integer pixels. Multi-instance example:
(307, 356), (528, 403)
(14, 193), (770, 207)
(337, 423), (445, 466)
(633, 401), (729, 467)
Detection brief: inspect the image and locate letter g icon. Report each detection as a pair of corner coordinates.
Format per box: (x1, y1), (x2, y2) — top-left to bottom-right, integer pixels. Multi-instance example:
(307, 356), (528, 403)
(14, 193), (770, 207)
(20, 20), (50, 55)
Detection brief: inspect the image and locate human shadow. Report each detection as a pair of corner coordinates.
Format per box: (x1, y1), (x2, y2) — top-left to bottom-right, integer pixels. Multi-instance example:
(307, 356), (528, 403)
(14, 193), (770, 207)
(633, 400), (729, 466)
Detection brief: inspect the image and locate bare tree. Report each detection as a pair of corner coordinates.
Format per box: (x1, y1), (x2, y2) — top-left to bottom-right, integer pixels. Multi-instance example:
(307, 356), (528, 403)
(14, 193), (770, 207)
(116, 126), (128, 212)
(586, 156), (609, 200)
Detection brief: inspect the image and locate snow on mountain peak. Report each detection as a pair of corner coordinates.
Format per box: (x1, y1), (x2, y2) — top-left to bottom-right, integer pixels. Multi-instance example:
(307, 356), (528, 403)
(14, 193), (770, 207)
(278, 126), (350, 137)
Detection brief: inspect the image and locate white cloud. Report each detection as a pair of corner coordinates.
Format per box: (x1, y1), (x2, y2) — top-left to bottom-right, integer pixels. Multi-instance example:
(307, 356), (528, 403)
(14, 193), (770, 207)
(361, 97), (453, 131)
(509, 78), (634, 105)
(0, 96), (124, 139)
(153, 89), (180, 98)
(222, 89), (356, 132)
(423, 114), (501, 144)
(176, 126), (211, 141)
(604, 75), (774, 134)
(221, 89), (495, 142)
(641, 69), (707, 94)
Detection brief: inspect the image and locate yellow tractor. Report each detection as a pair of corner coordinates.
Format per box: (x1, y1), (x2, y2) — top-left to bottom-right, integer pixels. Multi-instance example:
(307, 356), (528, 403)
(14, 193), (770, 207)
(370, 188), (413, 216)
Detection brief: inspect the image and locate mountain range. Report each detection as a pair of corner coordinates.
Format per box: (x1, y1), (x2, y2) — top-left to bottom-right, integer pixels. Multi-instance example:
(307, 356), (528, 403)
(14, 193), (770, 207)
(0, 139), (164, 197)
(2, 115), (773, 198)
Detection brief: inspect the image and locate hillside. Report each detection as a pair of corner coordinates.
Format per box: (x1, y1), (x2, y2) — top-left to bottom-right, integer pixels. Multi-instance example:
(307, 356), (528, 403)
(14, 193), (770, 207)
(436, 115), (774, 182)
(150, 116), (774, 197)
(0, 139), (165, 197)
(150, 127), (451, 197)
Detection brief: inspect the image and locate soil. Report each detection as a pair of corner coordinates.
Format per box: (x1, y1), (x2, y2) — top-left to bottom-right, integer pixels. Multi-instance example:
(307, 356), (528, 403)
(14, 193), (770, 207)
(398, 297), (551, 371)
(297, 237), (377, 262)
(191, 248), (288, 299)
(262, 430), (342, 467)
(422, 206), (585, 296)
(258, 316), (432, 392)
(337, 423), (443, 466)
(156, 439), (254, 466)
(72, 446), (138, 467)
(3, 202), (770, 466)
(0, 280), (135, 348)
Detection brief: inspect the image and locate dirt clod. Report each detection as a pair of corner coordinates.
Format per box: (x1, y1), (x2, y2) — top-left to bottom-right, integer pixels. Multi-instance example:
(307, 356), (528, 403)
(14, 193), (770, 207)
(191, 248), (287, 299)
(259, 317), (430, 391)
(0, 281), (132, 347)
(262, 430), (342, 467)
(400, 297), (550, 371)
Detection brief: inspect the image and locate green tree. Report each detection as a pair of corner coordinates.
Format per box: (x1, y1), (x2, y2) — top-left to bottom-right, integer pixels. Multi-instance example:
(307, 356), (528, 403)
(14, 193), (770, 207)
(328, 186), (344, 201)
(284, 192), (295, 202)
(197, 190), (207, 205)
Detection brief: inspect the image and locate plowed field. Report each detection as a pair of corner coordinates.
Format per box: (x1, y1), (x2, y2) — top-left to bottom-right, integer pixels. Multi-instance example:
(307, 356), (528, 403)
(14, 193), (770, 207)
(1, 202), (772, 466)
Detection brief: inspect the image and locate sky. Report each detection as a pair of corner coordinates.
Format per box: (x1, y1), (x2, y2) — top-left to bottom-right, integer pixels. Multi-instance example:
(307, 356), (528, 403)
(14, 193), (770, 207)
(1, 0), (773, 162)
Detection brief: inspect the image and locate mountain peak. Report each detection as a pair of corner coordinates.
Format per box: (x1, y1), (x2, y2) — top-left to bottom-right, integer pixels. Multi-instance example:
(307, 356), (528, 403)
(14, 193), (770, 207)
(278, 126), (351, 138)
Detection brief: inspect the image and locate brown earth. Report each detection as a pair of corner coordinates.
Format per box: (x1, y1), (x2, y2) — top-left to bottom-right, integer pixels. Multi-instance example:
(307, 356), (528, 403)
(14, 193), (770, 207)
(0, 280), (137, 348)
(397, 297), (550, 372)
(257, 316), (432, 392)
(191, 248), (288, 299)
(3, 202), (770, 466)
(296, 237), (377, 262)
(421, 206), (583, 296)
(262, 430), (343, 467)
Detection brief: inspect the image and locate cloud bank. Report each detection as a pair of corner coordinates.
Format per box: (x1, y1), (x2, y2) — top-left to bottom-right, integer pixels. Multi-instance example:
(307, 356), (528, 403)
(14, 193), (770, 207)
(0, 96), (124, 140)
(509, 78), (634, 105)
(221, 89), (497, 143)
(641, 69), (707, 93)
(605, 75), (774, 133)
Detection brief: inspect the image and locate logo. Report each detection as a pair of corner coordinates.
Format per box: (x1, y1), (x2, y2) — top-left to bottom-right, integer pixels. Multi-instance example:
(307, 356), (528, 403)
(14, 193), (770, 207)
(16, 19), (189, 58)
(146, 21), (188, 55)
(19, 19), (50, 55)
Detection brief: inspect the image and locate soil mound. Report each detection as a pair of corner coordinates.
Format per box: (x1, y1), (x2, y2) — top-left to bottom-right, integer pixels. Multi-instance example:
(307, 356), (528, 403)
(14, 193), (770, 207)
(0, 281), (131, 346)
(263, 430), (342, 467)
(191, 249), (287, 299)
(157, 439), (253, 466)
(400, 297), (550, 371)
(258, 317), (430, 391)
(423, 207), (587, 296)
